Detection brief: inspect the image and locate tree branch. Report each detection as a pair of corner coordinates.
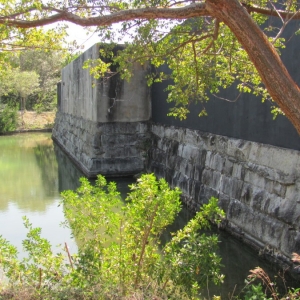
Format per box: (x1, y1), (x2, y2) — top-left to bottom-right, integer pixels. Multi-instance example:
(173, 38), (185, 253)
(242, 2), (300, 20)
(2, 2), (300, 30)
(0, 3), (209, 28)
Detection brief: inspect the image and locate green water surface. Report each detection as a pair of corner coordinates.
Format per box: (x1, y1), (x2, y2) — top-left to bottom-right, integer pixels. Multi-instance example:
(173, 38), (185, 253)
(0, 133), (77, 256)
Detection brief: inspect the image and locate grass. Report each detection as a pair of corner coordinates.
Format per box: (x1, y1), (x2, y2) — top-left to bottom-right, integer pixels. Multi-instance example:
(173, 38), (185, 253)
(17, 111), (56, 131)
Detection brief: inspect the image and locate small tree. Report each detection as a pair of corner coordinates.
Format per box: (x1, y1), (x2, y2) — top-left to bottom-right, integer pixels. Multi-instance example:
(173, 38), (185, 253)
(19, 50), (64, 111)
(13, 69), (40, 111)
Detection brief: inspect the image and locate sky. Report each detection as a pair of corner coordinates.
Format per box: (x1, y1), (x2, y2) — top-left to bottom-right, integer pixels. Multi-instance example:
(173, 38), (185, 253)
(66, 23), (101, 51)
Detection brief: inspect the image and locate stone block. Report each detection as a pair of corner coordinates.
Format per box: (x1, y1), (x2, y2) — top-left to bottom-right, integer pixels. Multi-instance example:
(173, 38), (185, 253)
(270, 147), (300, 174)
(218, 192), (231, 213)
(221, 176), (243, 200)
(91, 157), (144, 175)
(92, 133), (101, 148)
(226, 199), (245, 221)
(215, 135), (228, 155)
(179, 158), (189, 174)
(257, 217), (283, 249)
(198, 185), (219, 206)
(165, 154), (177, 170)
(227, 201), (283, 249)
(272, 181), (287, 198)
(183, 128), (199, 145)
(205, 151), (225, 172)
(151, 124), (164, 138)
(164, 126), (173, 138)
(164, 167), (176, 185)
(177, 143), (184, 157)
(177, 173), (189, 194)
(157, 137), (167, 152)
(285, 184), (300, 202)
(167, 139), (179, 157)
(201, 168), (213, 186)
(244, 169), (266, 189)
(251, 189), (267, 212)
(181, 144), (199, 161)
(184, 162), (195, 178)
(277, 198), (297, 225)
(227, 139), (251, 161)
(101, 134), (137, 147)
(191, 180), (202, 200)
(232, 163), (243, 179)
(194, 165), (204, 181)
(104, 146), (140, 158)
(246, 161), (296, 185)
(222, 158), (233, 176)
(240, 183), (253, 204)
(280, 226), (300, 257)
(211, 171), (222, 191)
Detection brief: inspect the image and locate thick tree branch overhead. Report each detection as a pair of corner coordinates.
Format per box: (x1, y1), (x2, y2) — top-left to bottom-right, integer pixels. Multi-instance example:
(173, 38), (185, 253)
(1, 0), (300, 134)
(1, 2), (300, 28)
(1, 4), (210, 27)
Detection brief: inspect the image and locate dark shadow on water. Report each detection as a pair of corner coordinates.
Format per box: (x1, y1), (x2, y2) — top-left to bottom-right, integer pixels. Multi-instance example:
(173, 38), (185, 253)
(33, 143), (59, 198)
(53, 143), (85, 192)
(161, 205), (299, 298)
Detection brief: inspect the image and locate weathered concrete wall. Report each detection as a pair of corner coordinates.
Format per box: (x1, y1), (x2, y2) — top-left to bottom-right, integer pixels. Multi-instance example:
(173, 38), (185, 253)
(53, 44), (151, 176)
(147, 123), (300, 268)
(59, 44), (151, 122)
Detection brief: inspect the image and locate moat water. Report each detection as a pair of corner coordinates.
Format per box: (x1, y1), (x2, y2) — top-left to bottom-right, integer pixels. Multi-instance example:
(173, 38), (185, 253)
(0, 132), (296, 297)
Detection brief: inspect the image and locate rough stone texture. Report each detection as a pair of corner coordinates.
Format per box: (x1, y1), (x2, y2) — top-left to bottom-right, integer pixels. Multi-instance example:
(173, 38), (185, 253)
(147, 123), (300, 266)
(53, 112), (151, 177)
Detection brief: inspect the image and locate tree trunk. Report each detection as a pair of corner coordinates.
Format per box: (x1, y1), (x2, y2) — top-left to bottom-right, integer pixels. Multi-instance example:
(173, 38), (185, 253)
(21, 97), (25, 111)
(206, 0), (300, 135)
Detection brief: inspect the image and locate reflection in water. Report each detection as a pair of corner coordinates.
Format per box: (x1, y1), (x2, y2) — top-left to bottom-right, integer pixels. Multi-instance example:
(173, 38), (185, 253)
(34, 142), (59, 198)
(54, 143), (85, 193)
(0, 133), (76, 256)
(0, 133), (58, 212)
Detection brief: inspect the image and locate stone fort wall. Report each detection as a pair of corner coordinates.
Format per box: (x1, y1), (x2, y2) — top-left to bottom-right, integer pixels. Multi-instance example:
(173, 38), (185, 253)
(53, 32), (300, 271)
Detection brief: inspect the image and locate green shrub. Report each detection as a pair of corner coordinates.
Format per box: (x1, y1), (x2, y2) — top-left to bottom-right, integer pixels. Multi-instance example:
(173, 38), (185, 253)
(0, 104), (18, 133)
(0, 174), (225, 299)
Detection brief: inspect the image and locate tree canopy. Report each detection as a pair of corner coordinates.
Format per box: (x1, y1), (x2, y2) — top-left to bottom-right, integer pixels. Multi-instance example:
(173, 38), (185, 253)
(1, 0), (300, 133)
(0, 50), (67, 112)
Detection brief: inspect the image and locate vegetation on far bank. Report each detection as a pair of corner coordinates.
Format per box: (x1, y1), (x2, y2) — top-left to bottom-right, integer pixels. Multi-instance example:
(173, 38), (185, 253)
(16, 111), (56, 131)
(0, 108), (56, 134)
(0, 48), (79, 134)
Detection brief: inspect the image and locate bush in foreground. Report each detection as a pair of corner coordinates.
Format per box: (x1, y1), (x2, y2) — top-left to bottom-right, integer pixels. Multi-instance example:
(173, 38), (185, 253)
(0, 174), (225, 299)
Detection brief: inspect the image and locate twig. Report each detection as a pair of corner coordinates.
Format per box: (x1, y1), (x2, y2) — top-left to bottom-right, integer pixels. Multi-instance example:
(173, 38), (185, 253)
(38, 268), (42, 289)
(65, 242), (74, 270)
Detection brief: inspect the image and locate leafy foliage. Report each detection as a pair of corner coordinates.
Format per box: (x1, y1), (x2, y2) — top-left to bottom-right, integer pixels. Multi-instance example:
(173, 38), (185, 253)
(0, 174), (225, 299)
(0, 49), (69, 112)
(18, 50), (64, 111)
(0, 1), (298, 121)
(0, 104), (18, 133)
